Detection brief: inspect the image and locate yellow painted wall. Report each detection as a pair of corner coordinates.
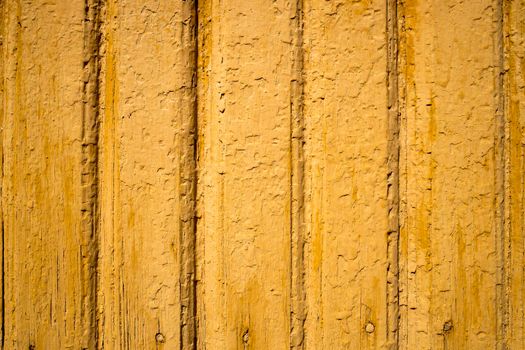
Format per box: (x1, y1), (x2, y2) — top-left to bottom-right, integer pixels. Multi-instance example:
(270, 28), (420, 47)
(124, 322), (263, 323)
(1, 0), (524, 349)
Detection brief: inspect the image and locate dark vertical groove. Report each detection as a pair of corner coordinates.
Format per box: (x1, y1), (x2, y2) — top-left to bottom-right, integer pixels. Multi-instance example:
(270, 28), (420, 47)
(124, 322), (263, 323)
(194, 0), (208, 347)
(191, 0), (199, 348)
(180, 1), (198, 349)
(495, 0), (509, 349)
(386, 0), (400, 349)
(81, 0), (102, 348)
(290, 0), (306, 348)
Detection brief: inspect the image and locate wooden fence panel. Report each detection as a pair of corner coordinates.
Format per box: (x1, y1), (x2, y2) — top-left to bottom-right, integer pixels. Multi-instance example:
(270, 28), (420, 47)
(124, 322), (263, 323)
(1, 1), (523, 349)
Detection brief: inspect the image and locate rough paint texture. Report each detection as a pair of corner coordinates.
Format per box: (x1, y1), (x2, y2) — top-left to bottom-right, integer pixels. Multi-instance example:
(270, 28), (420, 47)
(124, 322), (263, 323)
(97, 1), (196, 348)
(303, 1), (389, 348)
(0, 1), (524, 349)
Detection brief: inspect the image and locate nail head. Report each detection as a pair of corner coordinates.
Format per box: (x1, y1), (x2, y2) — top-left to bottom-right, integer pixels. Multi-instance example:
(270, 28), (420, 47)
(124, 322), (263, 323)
(156, 332), (165, 343)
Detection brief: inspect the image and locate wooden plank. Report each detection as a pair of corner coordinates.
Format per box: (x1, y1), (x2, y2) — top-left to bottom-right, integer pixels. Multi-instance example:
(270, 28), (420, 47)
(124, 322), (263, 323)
(0, 1), (5, 344)
(399, 1), (499, 348)
(97, 0), (197, 348)
(1, 2), (524, 349)
(302, 1), (390, 348)
(1, 0), (95, 348)
(197, 0), (296, 348)
(503, 0), (525, 348)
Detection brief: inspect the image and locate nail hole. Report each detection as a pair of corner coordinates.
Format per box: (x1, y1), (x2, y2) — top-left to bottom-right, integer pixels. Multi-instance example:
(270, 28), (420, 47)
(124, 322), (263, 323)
(242, 329), (249, 344)
(443, 320), (453, 332)
(365, 322), (375, 333)
(155, 332), (165, 343)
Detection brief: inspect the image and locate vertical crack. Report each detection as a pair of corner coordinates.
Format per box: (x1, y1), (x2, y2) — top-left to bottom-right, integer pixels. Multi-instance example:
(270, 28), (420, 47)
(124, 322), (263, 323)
(386, 0), (400, 349)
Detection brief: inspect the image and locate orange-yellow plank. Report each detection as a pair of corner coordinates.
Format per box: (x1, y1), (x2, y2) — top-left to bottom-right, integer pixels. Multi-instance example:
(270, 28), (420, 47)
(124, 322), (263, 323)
(400, 1), (499, 348)
(98, 1), (196, 348)
(303, 1), (390, 348)
(1, 0), (94, 348)
(504, 0), (525, 348)
(197, 0), (296, 348)
(0, 2), (4, 343)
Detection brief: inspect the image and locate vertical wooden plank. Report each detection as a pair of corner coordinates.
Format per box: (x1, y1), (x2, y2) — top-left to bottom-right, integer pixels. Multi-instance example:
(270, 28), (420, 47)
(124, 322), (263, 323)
(195, 1), (211, 348)
(98, 0), (197, 348)
(303, 1), (390, 348)
(1, 0), (95, 348)
(398, 1), (409, 348)
(400, 0), (499, 349)
(0, 1), (5, 346)
(198, 0), (295, 348)
(503, 0), (525, 348)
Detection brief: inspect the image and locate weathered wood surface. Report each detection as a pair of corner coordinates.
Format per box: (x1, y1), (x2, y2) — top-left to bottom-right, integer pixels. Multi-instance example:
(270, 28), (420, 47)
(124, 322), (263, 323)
(0, 1), (523, 349)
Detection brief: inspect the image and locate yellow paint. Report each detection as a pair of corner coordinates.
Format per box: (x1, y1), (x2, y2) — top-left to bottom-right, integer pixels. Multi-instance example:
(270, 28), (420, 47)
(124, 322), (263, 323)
(2, 0), (524, 349)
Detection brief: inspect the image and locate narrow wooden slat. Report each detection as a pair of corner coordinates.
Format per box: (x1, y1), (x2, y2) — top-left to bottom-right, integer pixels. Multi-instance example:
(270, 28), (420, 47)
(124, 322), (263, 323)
(97, 1), (197, 348)
(1, 1), (94, 348)
(198, 0), (296, 348)
(503, 0), (525, 348)
(0, 1), (5, 346)
(303, 1), (390, 348)
(400, 1), (499, 348)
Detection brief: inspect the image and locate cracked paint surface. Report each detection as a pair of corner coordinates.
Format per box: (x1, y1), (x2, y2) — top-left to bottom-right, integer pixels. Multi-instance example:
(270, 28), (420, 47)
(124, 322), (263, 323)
(0, 0), (524, 349)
